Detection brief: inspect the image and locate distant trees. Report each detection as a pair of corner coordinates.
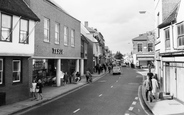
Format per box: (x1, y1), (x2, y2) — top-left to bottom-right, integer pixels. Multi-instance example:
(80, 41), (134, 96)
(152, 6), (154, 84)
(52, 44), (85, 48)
(114, 51), (123, 59)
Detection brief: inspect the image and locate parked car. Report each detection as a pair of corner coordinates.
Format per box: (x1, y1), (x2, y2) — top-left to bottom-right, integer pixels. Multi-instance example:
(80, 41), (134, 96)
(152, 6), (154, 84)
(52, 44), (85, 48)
(121, 63), (126, 67)
(112, 66), (121, 75)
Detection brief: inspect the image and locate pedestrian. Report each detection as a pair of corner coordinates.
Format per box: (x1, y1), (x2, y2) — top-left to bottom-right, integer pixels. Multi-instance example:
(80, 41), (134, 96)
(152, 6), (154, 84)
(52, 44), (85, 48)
(31, 79), (37, 101)
(36, 79), (43, 100)
(152, 75), (159, 100)
(76, 72), (81, 82)
(143, 73), (153, 102)
(63, 72), (68, 84)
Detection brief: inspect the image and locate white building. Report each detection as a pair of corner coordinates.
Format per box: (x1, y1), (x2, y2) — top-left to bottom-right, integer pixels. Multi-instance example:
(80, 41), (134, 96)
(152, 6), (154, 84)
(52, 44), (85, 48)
(154, 0), (184, 102)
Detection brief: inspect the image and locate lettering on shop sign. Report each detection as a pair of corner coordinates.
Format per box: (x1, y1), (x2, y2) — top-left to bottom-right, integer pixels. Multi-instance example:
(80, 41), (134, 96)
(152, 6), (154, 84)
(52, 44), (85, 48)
(52, 48), (63, 54)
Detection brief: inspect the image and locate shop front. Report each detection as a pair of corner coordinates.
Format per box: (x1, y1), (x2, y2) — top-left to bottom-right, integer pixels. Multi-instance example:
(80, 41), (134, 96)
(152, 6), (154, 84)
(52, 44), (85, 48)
(32, 58), (77, 87)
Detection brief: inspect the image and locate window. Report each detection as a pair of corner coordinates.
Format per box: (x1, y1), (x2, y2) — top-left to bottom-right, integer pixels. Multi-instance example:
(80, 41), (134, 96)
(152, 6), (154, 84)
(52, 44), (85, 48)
(148, 43), (153, 52)
(55, 22), (60, 44)
(71, 29), (75, 47)
(1, 14), (12, 42)
(177, 23), (184, 46)
(13, 60), (21, 83)
(44, 18), (50, 42)
(165, 28), (170, 48)
(20, 19), (28, 44)
(0, 59), (3, 85)
(64, 26), (68, 45)
(138, 43), (142, 52)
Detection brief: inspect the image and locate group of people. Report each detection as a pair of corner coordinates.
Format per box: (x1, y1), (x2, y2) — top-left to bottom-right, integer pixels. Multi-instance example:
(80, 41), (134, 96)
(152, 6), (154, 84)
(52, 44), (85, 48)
(143, 72), (159, 102)
(31, 79), (43, 101)
(63, 71), (82, 84)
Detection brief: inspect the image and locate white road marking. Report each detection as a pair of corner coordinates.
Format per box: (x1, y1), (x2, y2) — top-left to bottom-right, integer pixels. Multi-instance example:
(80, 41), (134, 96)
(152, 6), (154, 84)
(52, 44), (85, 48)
(135, 97), (138, 100)
(73, 108), (80, 113)
(111, 86), (113, 88)
(125, 113), (129, 115)
(99, 94), (102, 97)
(132, 101), (136, 105)
(128, 107), (134, 111)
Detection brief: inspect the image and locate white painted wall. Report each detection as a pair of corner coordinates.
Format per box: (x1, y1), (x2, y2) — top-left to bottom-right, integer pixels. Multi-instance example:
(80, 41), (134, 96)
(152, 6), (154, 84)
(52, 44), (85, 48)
(0, 15), (36, 56)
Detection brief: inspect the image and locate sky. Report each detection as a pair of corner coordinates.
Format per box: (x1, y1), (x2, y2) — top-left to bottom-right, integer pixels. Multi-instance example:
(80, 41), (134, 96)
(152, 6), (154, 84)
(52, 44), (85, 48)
(53, 0), (155, 54)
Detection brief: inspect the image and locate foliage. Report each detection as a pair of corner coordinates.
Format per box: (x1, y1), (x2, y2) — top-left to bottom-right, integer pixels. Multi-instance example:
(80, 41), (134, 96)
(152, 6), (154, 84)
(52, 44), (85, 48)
(114, 51), (123, 59)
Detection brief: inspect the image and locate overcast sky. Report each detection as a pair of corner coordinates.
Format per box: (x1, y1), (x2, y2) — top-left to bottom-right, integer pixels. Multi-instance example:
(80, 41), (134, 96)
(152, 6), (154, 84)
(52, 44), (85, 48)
(53, 0), (155, 54)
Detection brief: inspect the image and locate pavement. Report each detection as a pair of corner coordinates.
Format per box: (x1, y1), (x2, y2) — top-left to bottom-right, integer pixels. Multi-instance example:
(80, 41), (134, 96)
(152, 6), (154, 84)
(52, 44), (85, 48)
(136, 68), (184, 115)
(0, 72), (107, 115)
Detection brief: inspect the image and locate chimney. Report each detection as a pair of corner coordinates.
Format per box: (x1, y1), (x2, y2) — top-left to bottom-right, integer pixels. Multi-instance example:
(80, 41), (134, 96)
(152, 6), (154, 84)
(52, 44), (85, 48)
(85, 21), (88, 28)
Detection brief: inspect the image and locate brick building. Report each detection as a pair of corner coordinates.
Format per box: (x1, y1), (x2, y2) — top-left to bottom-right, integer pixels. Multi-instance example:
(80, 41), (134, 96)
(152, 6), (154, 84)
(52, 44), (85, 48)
(132, 31), (155, 68)
(24, 0), (81, 86)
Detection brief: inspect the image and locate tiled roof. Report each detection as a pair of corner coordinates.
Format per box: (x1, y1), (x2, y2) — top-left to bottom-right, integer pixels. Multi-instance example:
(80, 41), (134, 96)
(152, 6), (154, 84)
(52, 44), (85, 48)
(132, 34), (147, 41)
(158, 2), (180, 29)
(0, 0), (40, 21)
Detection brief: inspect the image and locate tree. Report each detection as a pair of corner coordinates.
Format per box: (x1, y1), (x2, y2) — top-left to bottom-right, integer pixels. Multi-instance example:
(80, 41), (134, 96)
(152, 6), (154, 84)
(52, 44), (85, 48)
(114, 51), (123, 59)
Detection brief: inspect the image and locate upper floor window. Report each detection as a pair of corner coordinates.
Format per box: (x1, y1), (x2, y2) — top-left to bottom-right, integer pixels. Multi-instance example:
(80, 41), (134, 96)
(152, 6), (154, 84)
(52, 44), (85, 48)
(165, 28), (170, 49)
(1, 14), (12, 42)
(19, 19), (28, 44)
(138, 43), (142, 52)
(71, 29), (75, 47)
(44, 18), (50, 42)
(0, 59), (3, 85)
(55, 22), (60, 44)
(177, 23), (184, 46)
(148, 43), (153, 52)
(64, 26), (68, 46)
(13, 60), (21, 83)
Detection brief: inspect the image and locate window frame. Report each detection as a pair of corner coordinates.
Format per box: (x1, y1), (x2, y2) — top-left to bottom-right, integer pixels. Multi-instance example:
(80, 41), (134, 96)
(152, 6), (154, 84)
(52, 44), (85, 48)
(64, 26), (68, 46)
(1, 13), (12, 42)
(164, 28), (170, 49)
(0, 59), (3, 85)
(148, 43), (153, 52)
(44, 17), (50, 42)
(177, 22), (184, 47)
(19, 18), (29, 44)
(12, 60), (21, 83)
(55, 22), (60, 44)
(71, 29), (75, 47)
(137, 43), (142, 52)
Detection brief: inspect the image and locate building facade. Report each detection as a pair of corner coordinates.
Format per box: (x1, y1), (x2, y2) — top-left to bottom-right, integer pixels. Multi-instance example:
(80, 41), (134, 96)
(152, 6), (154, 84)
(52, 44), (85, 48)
(132, 31), (155, 68)
(0, 0), (40, 105)
(154, 0), (184, 102)
(25, 0), (81, 86)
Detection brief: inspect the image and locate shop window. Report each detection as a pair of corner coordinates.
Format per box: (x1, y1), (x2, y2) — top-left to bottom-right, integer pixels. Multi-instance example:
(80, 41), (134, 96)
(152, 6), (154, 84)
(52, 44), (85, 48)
(1, 14), (12, 42)
(44, 18), (50, 42)
(19, 19), (28, 44)
(12, 60), (21, 83)
(64, 26), (68, 46)
(0, 59), (3, 85)
(71, 29), (75, 47)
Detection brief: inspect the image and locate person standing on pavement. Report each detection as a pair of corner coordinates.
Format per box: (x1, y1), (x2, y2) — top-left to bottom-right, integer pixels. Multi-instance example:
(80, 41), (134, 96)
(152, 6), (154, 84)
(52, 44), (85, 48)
(143, 73), (153, 102)
(31, 79), (37, 100)
(151, 75), (159, 100)
(36, 79), (43, 100)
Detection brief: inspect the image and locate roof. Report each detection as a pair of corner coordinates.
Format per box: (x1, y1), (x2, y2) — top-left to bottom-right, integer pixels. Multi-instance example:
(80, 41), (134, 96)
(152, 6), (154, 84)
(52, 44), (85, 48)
(132, 34), (148, 41)
(0, 0), (40, 21)
(158, 2), (180, 29)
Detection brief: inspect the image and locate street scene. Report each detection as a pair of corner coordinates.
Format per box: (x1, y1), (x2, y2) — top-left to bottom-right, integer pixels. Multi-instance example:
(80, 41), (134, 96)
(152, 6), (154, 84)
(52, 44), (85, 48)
(1, 0), (184, 115)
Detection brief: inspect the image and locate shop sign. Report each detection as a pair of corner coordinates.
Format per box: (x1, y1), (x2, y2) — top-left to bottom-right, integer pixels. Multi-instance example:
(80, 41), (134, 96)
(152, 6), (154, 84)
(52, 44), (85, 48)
(52, 48), (63, 54)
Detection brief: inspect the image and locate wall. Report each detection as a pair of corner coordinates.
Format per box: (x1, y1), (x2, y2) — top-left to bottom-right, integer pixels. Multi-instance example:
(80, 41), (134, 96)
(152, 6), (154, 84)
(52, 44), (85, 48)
(27, 0), (81, 58)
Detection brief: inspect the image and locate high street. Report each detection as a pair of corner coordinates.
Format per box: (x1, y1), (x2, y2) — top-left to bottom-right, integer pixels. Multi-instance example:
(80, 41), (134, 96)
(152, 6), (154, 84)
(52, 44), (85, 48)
(17, 67), (147, 115)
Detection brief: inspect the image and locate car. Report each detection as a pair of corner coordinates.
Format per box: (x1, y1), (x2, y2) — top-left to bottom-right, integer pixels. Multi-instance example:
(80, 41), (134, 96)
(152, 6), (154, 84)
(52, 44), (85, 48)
(121, 63), (126, 67)
(112, 66), (121, 75)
